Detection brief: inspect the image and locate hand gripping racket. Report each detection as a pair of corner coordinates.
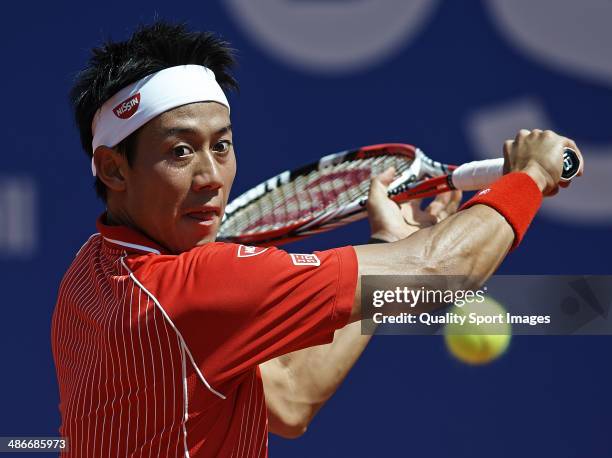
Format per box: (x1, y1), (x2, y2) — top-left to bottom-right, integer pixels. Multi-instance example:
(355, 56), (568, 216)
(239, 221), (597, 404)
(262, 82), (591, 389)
(218, 143), (580, 246)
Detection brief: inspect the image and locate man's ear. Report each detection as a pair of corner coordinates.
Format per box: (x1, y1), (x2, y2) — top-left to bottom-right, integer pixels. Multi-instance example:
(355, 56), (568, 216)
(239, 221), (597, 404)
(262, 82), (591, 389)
(93, 146), (128, 192)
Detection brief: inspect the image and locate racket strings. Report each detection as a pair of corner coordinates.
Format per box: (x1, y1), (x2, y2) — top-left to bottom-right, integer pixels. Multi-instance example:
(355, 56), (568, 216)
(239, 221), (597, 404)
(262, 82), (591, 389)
(219, 155), (414, 236)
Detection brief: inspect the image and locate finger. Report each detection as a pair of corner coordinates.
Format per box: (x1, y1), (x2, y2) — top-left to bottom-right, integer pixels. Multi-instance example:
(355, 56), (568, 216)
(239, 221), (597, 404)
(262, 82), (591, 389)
(424, 196), (448, 219)
(399, 198), (424, 218)
(503, 140), (513, 174)
(543, 129), (557, 138)
(376, 166), (396, 187)
(422, 190), (460, 223)
(426, 191), (452, 210)
(444, 190), (463, 214)
(547, 186), (560, 197)
(425, 190), (460, 215)
(367, 167), (396, 210)
(559, 181), (570, 188)
(516, 129), (531, 141)
(395, 194), (428, 222)
(401, 199), (437, 225)
(399, 197), (423, 210)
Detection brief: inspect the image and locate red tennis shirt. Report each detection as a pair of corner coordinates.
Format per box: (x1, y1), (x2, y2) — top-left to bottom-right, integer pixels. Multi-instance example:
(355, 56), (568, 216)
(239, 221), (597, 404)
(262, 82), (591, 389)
(51, 216), (358, 457)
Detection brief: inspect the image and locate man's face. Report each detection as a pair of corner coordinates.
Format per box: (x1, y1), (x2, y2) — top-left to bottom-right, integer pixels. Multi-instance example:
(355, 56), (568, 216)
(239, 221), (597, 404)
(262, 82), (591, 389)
(122, 101), (235, 253)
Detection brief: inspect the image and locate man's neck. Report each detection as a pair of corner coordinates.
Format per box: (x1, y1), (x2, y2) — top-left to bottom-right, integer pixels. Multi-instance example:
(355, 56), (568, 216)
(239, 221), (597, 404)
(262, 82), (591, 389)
(103, 207), (174, 255)
(105, 209), (131, 226)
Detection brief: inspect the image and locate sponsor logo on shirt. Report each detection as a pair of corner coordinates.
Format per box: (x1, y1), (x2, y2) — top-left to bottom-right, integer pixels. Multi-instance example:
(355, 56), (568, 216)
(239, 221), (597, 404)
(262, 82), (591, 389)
(290, 253), (320, 266)
(113, 93), (141, 119)
(237, 245), (269, 257)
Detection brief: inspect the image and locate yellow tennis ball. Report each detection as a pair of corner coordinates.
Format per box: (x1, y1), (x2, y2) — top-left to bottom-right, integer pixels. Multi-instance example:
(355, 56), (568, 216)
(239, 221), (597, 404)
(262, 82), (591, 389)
(444, 296), (511, 365)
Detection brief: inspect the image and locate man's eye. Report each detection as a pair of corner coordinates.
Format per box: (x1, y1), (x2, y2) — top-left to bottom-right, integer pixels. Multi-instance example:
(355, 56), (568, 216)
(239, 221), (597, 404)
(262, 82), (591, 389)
(172, 145), (193, 158)
(212, 140), (232, 155)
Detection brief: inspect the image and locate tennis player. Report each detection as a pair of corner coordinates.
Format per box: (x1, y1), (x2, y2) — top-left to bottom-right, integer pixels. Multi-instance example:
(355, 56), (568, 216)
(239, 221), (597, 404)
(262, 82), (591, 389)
(51, 21), (583, 457)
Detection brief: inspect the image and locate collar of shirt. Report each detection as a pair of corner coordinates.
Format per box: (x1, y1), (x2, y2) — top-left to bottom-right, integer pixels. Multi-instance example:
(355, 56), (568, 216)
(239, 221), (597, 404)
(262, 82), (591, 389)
(96, 213), (169, 255)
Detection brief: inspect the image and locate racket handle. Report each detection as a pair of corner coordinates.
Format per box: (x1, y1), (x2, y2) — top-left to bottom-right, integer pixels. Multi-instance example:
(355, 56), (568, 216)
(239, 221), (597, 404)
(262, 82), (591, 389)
(450, 158), (504, 191)
(560, 148), (581, 181)
(450, 148), (581, 191)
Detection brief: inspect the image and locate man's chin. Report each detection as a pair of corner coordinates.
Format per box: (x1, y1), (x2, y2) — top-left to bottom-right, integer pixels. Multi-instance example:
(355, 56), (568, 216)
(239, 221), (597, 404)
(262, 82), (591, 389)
(177, 219), (220, 248)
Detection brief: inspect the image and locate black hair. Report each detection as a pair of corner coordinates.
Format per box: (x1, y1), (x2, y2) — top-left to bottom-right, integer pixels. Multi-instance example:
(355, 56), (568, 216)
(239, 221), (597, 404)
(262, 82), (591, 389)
(69, 20), (238, 201)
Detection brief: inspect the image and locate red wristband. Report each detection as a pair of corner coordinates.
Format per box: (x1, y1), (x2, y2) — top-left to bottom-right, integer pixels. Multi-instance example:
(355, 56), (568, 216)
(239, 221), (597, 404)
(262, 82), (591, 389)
(459, 172), (542, 250)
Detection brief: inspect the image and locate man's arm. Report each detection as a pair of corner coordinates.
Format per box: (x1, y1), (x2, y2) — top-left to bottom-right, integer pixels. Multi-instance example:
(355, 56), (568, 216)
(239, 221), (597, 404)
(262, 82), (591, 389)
(262, 172), (462, 438)
(348, 129), (583, 322)
(262, 200), (512, 437)
(262, 129), (583, 438)
(262, 199), (514, 438)
(351, 203), (513, 323)
(261, 321), (370, 438)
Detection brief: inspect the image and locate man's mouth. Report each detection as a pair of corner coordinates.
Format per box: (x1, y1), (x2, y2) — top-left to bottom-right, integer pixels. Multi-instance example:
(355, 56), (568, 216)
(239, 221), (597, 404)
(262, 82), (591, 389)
(185, 207), (220, 226)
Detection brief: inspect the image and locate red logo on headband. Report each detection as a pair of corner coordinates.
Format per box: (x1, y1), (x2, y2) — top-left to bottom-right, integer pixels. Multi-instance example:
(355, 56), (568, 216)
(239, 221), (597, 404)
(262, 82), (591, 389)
(113, 93), (141, 119)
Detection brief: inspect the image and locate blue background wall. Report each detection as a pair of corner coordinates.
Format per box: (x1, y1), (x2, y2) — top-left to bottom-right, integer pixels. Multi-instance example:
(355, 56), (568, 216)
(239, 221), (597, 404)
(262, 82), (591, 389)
(1, 1), (611, 456)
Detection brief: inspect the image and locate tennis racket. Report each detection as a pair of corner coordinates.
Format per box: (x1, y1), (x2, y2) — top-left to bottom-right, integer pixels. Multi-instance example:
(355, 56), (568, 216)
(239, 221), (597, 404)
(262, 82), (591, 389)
(218, 143), (580, 246)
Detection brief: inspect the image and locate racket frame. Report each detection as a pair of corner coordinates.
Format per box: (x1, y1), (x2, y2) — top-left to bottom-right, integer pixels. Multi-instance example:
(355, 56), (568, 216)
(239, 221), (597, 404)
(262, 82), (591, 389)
(219, 144), (457, 246)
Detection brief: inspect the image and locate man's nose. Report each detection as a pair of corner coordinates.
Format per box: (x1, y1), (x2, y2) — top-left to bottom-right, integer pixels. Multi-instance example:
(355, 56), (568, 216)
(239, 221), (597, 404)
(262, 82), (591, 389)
(192, 151), (223, 192)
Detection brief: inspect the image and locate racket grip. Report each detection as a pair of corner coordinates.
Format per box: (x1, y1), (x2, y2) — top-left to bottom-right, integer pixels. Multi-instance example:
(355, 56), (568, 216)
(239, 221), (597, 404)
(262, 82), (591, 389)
(450, 158), (504, 191)
(450, 148), (581, 190)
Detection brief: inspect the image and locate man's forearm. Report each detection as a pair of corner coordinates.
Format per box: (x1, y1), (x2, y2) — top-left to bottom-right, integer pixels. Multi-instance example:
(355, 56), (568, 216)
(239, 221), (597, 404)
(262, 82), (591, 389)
(350, 204), (514, 322)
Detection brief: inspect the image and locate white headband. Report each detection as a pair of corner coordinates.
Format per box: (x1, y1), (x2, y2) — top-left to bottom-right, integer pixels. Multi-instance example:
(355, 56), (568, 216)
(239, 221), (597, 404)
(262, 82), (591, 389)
(90, 65), (230, 176)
